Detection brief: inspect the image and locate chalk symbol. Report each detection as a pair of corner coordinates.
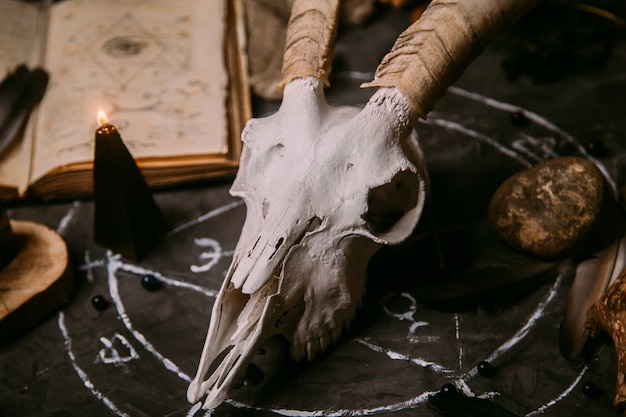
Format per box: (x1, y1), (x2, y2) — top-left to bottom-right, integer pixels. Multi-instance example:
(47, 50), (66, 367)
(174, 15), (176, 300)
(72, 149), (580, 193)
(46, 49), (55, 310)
(55, 87), (608, 416)
(96, 333), (139, 365)
(380, 292), (430, 342)
(190, 237), (234, 273)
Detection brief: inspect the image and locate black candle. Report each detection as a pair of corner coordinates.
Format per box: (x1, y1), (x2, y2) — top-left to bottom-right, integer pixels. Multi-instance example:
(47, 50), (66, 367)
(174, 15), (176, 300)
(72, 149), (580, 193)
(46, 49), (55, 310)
(93, 110), (166, 261)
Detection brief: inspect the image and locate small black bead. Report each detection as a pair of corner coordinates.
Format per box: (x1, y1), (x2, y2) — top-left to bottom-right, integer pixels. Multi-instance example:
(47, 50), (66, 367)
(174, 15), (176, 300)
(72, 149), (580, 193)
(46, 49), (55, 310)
(582, 381), (603, 399)
(477, 360), (495, 377)
(91, 295), (109, 311)
(141, 274), (162, 291)
(510, 111), (530, 127)
(440, 383), (457, 395)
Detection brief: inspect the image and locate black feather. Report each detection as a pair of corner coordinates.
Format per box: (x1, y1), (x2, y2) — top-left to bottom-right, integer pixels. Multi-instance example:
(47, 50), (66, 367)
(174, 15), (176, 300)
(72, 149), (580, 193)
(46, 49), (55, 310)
(0, 64), (49, 157)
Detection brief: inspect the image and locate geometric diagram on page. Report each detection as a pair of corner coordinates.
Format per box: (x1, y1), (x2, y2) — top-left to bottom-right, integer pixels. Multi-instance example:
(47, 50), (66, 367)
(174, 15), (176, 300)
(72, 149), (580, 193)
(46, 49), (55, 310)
(55, 88), (612, 417)
(64, 13), (188, 91)
(49, 10), (201, 157)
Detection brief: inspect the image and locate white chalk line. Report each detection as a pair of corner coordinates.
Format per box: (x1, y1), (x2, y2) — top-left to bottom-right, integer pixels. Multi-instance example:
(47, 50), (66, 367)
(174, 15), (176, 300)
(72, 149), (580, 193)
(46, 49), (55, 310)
(372, 276), (562, 376)
(356, 338), (455, 374)
(106, 254), (449, 417)
(460, 274), (564, 381)
(454, 313), (463, 372)
(96, 333), (139, 365)
(60, 310), (205, 417)
(106, 252), (192, 383)
(79, 249), (223, 298)
(58, 312), (131, 417)
(419, 116), (533, 168)
(525, 364), (589, 417)
(99, 200), (246, 412)
(524, 344), (605, 416)
(352, 274), (564, 415)
(106, 253), (211, 415)
(228, 391), (437, 417)
(511, 133), (560, 162)
(448, 86), (577, 142)
(54, 92), (595, 416)
(114, 259), (219, 298)
(190, 237), (235, 273)
(447, 86), (617, 196)
(56, 200), (243, 417)
(56, 200), (80, 236)
(422, 88), (605, 415)
(57, 204), (131, 417)
(83, 250), (97, 283)
(76, 196), (440, 417)
(64, 202), (544, 416)
(57, 206), (132, 417)
(169, 199), (244, 235)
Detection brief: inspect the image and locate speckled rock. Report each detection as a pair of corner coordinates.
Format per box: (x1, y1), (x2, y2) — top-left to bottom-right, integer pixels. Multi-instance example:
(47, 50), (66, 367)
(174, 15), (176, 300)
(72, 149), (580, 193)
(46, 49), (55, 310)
(488, 156), (606, 259)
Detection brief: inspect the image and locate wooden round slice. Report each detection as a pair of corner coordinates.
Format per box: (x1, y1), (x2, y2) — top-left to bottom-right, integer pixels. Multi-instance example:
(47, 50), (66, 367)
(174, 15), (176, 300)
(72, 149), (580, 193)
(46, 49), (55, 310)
(0, 220), (74, 346)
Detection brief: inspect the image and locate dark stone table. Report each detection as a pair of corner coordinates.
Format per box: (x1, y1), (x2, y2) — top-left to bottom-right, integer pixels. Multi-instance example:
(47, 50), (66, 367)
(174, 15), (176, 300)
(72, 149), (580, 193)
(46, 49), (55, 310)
(2, 4), (626, 417)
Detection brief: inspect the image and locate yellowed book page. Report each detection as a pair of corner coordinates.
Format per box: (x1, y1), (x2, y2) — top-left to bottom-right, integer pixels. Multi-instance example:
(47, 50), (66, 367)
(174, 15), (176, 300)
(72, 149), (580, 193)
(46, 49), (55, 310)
(0, 118), (37, 194)
(30, 0), (229, 183)
(0, 0), (40, 71)
(0, 0), (43, 192)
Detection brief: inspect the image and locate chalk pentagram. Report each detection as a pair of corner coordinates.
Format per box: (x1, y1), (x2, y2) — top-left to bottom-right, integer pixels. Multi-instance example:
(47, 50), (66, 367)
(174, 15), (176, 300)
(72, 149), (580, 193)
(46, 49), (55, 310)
(53, 87), (612, 417)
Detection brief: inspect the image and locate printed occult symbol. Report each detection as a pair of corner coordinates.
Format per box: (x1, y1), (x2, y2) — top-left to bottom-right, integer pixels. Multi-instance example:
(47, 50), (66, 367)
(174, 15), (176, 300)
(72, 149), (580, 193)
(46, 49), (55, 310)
(66, 12), (188, 89)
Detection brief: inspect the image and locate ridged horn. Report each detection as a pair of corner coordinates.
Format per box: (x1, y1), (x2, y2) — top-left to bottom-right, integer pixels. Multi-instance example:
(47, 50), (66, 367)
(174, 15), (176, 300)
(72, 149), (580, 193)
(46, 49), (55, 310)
(362, 0), (541, 119)
(278, 0), (340, 91)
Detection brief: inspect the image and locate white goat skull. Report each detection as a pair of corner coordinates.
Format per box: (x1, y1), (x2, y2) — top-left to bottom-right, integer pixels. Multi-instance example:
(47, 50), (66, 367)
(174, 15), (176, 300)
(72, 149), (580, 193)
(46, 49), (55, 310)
(188, 0), (539, 409)
(187, 77), (427, 408)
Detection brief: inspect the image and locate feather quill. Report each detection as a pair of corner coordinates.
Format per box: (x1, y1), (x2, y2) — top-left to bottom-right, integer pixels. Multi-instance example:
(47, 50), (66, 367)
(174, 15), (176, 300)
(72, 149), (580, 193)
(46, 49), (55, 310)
(0, 64), (49, 157)
(559, 201), (626, 360)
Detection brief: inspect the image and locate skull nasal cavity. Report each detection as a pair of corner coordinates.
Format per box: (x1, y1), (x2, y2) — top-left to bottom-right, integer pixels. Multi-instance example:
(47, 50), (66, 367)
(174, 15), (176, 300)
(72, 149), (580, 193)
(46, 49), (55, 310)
(292, 216), (322, 247)
(262, 198), (269, 218)
(305, 216), (322, 233)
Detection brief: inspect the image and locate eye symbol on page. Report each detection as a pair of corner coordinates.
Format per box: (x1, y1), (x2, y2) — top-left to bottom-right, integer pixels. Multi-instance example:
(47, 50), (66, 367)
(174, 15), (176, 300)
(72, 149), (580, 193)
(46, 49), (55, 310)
(102, 36), (149, 58)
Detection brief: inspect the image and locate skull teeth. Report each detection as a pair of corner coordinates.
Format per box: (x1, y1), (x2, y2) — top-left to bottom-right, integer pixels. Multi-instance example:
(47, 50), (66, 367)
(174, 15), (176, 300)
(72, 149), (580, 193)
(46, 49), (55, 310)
(291, 308), (357, 362)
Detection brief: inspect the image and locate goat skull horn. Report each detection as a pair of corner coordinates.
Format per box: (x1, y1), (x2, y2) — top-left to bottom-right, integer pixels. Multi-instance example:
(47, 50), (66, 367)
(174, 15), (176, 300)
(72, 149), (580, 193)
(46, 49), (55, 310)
(188, 0), (540, 409)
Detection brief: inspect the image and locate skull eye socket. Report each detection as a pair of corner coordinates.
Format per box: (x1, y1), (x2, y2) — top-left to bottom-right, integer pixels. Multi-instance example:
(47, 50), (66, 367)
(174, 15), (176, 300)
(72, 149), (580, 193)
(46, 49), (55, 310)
(365, 203), (404, 234)
(363, 170), (424, 243)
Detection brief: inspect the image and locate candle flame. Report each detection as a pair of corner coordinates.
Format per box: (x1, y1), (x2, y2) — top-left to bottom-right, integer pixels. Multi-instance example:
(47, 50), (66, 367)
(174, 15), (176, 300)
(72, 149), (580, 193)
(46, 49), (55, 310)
(97, 109), (108, 126)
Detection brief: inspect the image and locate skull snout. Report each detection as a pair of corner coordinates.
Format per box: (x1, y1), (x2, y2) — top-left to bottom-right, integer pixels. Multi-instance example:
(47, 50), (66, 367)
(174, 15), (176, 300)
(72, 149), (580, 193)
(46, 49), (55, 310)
(230, 211), (324, 294)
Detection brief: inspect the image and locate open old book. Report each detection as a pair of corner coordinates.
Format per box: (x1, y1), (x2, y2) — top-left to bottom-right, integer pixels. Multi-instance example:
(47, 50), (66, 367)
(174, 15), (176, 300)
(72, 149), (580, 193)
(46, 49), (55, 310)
(0, 0), (250, 201)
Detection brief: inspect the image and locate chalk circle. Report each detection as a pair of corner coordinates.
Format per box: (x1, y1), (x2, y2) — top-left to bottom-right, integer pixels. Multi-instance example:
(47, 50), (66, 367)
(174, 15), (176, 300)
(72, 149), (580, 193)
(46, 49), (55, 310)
(61, 89), (606, 417)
